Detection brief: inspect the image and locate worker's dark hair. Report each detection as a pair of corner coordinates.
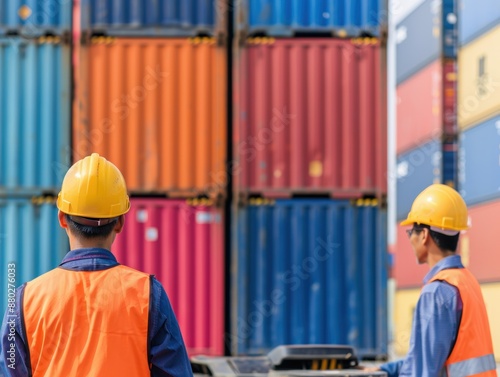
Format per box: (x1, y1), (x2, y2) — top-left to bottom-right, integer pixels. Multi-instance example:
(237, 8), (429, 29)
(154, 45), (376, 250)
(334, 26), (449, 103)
(413, 223), (459, 252)
(65, 214), (118, 240)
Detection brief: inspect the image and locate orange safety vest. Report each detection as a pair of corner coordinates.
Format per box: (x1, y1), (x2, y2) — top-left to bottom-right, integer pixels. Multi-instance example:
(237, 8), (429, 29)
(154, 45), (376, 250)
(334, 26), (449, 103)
(430, 268), (497, 377)
(23, 265), (151, 377)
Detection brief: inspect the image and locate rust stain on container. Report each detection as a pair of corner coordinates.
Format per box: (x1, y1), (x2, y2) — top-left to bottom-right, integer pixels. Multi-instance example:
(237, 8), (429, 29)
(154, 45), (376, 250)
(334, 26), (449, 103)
(73, 38), (227, 196)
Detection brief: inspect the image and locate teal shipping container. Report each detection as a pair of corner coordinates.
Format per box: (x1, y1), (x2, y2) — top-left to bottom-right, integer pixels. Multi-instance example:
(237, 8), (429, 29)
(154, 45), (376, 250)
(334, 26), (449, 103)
(0, 0), (72, 36)
(232, 199), (388, 359)
(0, 197), (68, 314)
(0, 36), (71, 196)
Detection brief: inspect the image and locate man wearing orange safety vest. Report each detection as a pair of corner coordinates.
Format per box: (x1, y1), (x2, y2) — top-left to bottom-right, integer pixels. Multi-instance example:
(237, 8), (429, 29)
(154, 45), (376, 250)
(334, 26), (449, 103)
(0, 153), (193, 376)
(364, 184), (497, 376)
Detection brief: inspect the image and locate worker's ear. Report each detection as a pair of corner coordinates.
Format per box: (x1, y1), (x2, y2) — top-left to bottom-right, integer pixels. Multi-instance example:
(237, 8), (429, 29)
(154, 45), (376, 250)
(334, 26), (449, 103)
(58, 211), (68, 229)
(421, 228), (431, 245)
(114, 215), (125, 234)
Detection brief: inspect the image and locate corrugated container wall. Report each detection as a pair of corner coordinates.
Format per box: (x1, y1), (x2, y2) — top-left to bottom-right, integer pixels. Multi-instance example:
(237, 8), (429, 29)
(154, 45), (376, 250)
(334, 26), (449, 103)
(113, 198), (224, 356)
(0, 37), (71, 196)
(0, 0), (71, 36)
(458, 114), (500, 206)
(234, 38), (386, 198)
(396, 60), (442, 154)
(458, 25), (500, 130)
(396, 0), (457, 84)
(232, 199), (388, 358)
(235, 0), (385, 37)
(80, 0), (226, 37)
(393, 225), (428, 288)
(73, 37), (227, 196)
(459, 200), (500, 283)
(0, 198), (68, 313)
(396, 139), (441, 220)
(459, 0), (500, 45)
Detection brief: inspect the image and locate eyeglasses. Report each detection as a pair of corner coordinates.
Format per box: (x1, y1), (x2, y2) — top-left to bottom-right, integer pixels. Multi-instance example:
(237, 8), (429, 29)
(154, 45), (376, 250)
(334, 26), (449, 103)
(406, 227), (425, 238)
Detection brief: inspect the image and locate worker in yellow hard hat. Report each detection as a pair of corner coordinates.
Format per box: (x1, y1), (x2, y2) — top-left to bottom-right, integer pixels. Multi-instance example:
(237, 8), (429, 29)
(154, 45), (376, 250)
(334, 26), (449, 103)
(363, 184), (497, 376)
(0, 153), (193, 377)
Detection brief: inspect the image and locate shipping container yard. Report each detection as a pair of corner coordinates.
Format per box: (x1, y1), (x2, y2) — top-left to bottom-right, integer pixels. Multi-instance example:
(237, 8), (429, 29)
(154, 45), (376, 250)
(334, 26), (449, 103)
(1, 0), (500, 375)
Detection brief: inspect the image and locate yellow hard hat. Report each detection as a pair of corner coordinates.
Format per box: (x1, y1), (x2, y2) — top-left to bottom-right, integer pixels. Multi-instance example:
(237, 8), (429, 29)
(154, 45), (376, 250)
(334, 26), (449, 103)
(400, 184), (468, 232)
(57, 153), (130, 219)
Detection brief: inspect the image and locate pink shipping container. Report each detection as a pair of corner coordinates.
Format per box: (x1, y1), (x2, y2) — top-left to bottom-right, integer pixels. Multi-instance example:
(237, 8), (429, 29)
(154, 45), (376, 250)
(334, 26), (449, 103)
(233, 37), (387, 198)
(459, 200), (500, 283)
(113, 198), (225, 356)
(397, 59), (457, 154)
(393, 224), (428, 289)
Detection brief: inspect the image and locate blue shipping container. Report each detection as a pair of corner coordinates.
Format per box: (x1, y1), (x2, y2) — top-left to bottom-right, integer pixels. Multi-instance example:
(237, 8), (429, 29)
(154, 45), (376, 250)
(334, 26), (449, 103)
(0, 198), (68, 314)
(459, 115), (500, 206)
(0, 37), (71, 196)
(396, 0), (457, 84)
(397, 139), (442, 220)
(232, 199), (388, 358)
(459, 0), (500, 46)
(0, 0), (71, 36)
(82, 0), (221, 36)
(236, 0), (385, 37)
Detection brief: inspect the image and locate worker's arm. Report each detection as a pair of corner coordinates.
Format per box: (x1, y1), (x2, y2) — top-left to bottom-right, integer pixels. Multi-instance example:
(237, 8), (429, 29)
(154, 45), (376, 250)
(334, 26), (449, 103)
(0, 284), (31, 377)
(398, 281), (462, 377)
(149, 277), (193, 377)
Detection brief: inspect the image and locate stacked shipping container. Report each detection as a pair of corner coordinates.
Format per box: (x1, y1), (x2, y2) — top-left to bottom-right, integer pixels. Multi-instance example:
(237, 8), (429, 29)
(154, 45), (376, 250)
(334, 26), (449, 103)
(456, 2), (500, 358)
(232, 1), (388, 359)
(0, 1), (71, 314)
(72, 1), (228, 357)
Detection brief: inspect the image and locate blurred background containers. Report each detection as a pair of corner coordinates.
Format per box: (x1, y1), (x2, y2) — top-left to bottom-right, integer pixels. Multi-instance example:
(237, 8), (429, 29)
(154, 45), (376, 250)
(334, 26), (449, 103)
(232, 199), (388, 359)
(0, 197), (68, 314)
(113, 198), (225, 356)
(458, 25), (500, 130)
(235, 0), (386, 38)
(396, 60), (442, 153)
(459, 0), (500, 45)
(396, 58), (457, 153)
(78, 0), (227, 37)
(234, 38), (386, 198)
(458, 114), (500, 205)
(396, 0), (457, 85)
(396, 139), (441, 220)
(0, 0), (71, 36)
(73, 37), (227, 197)
(0, 36), (71, 197)
(459, 200), (500, 283)
(392, 288), (419, 356)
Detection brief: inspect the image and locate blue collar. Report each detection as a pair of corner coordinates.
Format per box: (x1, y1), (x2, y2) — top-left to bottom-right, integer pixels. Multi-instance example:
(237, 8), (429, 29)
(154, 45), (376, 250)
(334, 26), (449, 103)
(60, 248), (118, 268)
(423, 254), (464, 284)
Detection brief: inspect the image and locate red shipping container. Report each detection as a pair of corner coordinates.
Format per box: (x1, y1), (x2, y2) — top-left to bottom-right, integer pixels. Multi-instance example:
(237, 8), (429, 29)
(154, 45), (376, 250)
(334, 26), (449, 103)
(396, 60), (442, 154)
(113, 198), (225, 356)
(233, 38), (387, 198)
(460, 200), (500, 283)
(393, 224), (428, 289)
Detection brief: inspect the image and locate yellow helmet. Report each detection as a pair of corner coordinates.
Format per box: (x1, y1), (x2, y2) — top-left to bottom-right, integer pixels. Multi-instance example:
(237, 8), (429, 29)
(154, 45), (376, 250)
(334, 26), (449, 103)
(400, 184), (468, 232)
(57, 153), (130, 219)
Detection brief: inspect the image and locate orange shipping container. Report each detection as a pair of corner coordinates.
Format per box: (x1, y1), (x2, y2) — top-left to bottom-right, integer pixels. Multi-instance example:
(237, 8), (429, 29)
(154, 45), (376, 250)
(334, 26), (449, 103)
(73, 37), (227, 196)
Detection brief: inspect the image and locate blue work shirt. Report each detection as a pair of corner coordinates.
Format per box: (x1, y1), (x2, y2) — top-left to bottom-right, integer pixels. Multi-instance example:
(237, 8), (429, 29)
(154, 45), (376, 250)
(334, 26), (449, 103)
(381, 255), (464, 377)
(0, 248), (193, 377)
